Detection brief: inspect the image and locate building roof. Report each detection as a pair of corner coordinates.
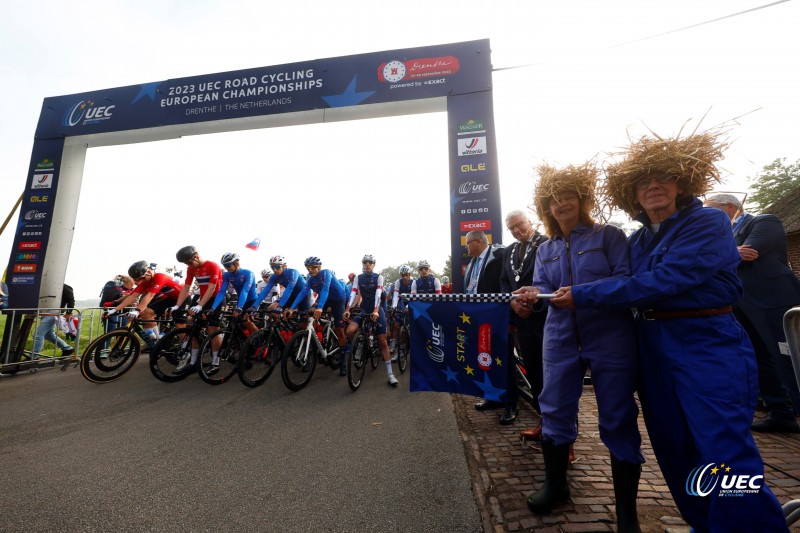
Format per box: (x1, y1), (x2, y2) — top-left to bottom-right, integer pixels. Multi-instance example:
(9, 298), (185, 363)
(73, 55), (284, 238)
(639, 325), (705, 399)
(763, 184), (800, 234)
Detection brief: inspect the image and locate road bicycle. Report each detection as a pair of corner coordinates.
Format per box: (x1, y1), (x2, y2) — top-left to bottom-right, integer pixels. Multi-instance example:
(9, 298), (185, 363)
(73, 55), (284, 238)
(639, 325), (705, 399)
(346, 312), (384, 392)
(392, 308), (410, 374)
(196, 311), (250, 385)
(80, 315), (172, 383)
(149, 310), (209, 383)
(237, 312), (294, 388)
(280, 311), (342, 392)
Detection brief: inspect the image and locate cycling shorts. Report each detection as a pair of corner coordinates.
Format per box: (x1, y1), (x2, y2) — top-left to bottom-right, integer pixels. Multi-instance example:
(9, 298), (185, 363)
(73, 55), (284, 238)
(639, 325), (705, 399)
(352, 305), (387, 335)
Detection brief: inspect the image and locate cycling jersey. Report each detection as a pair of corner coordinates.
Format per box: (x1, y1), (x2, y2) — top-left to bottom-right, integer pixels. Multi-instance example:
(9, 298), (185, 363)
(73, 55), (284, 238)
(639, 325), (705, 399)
(133, 273), (182, 301)
(185, 261), (222, 299)
(252, 268), (307, 309)
(348, 272), (384, 312)
(289, 269), (346, 310)
(392, 278), (413, 308)
(211, 268), (257, 310)
(411, 275), (442, 295)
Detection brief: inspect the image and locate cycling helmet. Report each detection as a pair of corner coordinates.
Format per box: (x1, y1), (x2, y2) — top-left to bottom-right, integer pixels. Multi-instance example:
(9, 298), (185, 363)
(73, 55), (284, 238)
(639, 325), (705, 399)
(418, 260), (431, 269)
(261, 269), (271, 277)
(269, 255), (286, 267)
(304, 256), (322, 267)
(399, 265), (412, 275)
(442, 276), (450, 283)
(362, 254), (375, 264)
(220, 252), (239, 266)
(348, 272), (356, 281)
(128, 260), (149, 279)
(176, 245), (197, 263)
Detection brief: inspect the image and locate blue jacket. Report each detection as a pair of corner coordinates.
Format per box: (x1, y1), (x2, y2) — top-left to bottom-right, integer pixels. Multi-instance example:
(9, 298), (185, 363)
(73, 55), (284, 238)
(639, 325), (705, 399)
(534, 223), (634, 354)
(212, 268), (257, 310)
(290, 269), (346, 310)
(572, 199), (742, 310)
(252, 268), (307, 309)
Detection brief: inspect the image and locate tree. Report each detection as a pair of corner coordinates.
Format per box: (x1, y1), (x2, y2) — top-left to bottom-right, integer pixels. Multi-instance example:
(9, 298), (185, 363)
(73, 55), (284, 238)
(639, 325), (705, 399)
(747, 158), (800, 213)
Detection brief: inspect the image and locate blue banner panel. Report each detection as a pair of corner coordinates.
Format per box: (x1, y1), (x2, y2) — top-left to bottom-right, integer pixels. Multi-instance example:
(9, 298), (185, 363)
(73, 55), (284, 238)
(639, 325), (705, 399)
(408, 300), (508, 401)
(6, 138), (65, 307)
(35, 40), (492, 139)
(447, 91), (503, 292)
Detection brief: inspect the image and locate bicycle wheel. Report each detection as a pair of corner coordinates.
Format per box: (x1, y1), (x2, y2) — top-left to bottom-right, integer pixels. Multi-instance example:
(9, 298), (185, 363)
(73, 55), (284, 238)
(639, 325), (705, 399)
(239, 327), (281, 387)
(396, 325), (409, 374)
(347, 332), (367, 392)
(198, 329), (240, 385)
(80, 330), (140, 383)
(149, 328), (194, 383)
(323, 324), (341, 370)
(369, 335), (380, 369)
(280, 330), (317, 392)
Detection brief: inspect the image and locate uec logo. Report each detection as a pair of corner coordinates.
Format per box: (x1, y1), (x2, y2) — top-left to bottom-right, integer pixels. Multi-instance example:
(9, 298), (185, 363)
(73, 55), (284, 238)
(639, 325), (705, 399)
(63, 100), (116, 127)
(686, 463), (764, 497)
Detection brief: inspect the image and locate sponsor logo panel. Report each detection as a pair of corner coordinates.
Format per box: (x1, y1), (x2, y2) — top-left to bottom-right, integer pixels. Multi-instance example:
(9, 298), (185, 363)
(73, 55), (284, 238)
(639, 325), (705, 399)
(31, 173), (53, 189)
(460, 162), (487, 174)
(19, 241), (42, 250)
(35, 159), (55, 171)
(459, 220), (491, 232)
(13, 264), (37, 273)
(10, 275), (35, 285)
(29, 194), (49, 203)
(457, 136), (487, 156)
(63, 99), (116, 127)
(24, 210), (47, 221)
(15, 252), (39, 262)
(457, 119), (485, 135)
(377, 56), (461, 83)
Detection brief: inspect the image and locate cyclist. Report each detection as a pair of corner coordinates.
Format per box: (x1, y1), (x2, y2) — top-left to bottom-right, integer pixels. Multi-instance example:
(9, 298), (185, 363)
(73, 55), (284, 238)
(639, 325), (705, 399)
(344, 254), (398, 386)
(171, 246), (222, 373)
(411, 260), (442, 295)
(285, 256), (348, 376)
(249, 255), (312, 315)
(105, 261), (182, 348)
(389, 264), (414, 352)
(206, 253), (258, 374)
(441, 275), (453, 294)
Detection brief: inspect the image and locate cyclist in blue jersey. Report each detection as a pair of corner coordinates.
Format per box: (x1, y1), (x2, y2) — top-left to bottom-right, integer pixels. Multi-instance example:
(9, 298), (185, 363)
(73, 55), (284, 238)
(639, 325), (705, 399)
(389, 264), (414, 353)
(411, 259), (442, 295)
(248, 255), (312, 315)
(344, 254), (398, 386)
(285, 256), (349, 376)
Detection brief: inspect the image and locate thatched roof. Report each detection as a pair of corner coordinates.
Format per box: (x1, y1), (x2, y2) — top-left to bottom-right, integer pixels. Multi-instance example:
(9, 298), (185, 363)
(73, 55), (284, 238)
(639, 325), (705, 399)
(763, 183), (800, 234)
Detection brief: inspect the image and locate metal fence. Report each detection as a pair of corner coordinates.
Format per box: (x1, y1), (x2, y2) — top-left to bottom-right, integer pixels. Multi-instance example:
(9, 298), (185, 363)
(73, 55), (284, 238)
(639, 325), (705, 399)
(0, 307), (116, 375)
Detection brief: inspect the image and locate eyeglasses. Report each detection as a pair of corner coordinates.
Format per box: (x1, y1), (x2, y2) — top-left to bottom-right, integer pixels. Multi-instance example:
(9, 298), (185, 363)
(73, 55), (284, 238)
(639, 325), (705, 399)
(223, 263), (235, 269)
(362, 261), (374, 265)
(635, 174), (675, 190)
(507, 220), (529, 232)
(465, 239), (480, 247)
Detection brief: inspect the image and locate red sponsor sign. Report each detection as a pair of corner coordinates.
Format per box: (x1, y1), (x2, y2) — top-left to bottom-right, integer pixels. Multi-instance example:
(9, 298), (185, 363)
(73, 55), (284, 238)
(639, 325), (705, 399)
(18, 241), (41, 250)
(460, 220), (491, 231)
(377, 56), (461, 82)
(13, 264), (37, 273)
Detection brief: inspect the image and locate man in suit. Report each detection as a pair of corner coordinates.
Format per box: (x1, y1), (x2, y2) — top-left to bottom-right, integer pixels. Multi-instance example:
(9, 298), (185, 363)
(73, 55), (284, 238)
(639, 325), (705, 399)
(705, 194), (800, 432)
(464, 229), (510, 417)
(499, 210), (548, 431)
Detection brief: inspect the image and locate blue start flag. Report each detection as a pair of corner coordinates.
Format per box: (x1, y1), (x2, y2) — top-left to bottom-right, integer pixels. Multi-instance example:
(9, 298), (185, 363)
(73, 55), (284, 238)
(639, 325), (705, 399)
(408, 298), (509, 401)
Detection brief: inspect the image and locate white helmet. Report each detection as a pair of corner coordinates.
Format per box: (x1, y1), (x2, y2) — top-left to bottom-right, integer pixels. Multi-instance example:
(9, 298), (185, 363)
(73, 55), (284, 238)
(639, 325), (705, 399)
(399, 265), (412, 275)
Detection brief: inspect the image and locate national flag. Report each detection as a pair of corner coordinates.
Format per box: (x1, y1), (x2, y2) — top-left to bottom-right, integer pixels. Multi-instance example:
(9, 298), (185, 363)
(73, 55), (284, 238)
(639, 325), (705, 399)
(245, 237), (261, 251)
(408, 297), (509, 401)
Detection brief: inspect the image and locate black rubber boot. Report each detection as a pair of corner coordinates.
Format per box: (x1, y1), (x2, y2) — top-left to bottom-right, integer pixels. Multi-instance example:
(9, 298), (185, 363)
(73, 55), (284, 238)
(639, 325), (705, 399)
(611, 455), (642, 533)
(527, 440), (571, 513)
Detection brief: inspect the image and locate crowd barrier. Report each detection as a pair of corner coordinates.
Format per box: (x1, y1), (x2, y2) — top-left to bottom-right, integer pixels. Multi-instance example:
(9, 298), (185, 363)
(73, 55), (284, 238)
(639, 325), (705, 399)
(0, 307), (115, 376)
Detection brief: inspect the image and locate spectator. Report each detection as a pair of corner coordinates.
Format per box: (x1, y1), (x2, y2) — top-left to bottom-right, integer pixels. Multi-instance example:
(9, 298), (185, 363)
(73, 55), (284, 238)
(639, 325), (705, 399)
(554, 131), (788, 532)
(463, 230), (504, 294)
(0, 278), (8, 310)
(704, 193), (800, 432)
(515, 163), (643, 526)
(465, 230), (511, 417)
(499, 209), (548, 435)
(32, 284), (75, 359)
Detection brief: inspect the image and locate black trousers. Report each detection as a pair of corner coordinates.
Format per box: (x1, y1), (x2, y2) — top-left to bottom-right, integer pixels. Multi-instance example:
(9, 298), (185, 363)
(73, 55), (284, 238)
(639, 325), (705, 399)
(506, 314), (544, 413)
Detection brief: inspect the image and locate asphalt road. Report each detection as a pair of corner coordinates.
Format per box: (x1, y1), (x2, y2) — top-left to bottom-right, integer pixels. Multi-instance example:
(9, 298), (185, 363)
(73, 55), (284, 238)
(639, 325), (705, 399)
(0, 358), (482, 532)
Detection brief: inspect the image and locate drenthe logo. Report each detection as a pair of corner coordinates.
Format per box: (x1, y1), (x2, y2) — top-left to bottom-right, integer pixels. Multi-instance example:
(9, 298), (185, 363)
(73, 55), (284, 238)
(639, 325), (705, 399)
(63, 99), (116, 127)
(686, 463), (763, 498)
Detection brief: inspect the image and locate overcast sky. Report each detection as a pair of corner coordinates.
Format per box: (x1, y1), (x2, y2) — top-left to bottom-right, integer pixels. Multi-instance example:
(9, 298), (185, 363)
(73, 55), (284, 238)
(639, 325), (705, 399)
(1, 0), (798, 300)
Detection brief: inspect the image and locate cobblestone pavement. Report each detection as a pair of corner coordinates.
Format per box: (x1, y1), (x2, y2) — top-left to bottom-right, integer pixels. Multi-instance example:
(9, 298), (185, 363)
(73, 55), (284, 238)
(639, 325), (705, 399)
(451, 388), (800, 533)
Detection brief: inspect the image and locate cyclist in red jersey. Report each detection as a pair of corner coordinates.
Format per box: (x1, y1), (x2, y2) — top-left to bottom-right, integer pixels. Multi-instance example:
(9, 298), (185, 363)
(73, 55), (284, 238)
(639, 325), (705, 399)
(171, 246), (223, 373)
(106, 261), (182, 339)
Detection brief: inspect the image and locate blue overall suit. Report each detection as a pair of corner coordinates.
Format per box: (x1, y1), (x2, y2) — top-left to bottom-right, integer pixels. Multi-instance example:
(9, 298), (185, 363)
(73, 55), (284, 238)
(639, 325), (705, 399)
(534, 223), (643, 465)
(572, 199), (788, 533)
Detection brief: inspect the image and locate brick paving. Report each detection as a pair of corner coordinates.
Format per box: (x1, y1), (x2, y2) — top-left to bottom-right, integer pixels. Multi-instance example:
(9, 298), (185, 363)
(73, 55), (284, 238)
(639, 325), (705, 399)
(451, 388), (800, 533)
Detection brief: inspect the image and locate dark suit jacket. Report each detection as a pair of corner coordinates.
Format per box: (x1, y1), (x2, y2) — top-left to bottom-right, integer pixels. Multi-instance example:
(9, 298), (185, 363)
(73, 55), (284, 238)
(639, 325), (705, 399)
(465, 244), (505, 294)
(499, 233), (548, 327)
(733, 213), (800, 357)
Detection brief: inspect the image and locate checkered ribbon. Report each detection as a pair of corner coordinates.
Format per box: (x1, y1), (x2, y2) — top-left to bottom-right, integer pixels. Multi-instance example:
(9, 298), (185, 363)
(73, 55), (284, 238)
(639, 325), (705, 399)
(400, 293), (513, 303)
